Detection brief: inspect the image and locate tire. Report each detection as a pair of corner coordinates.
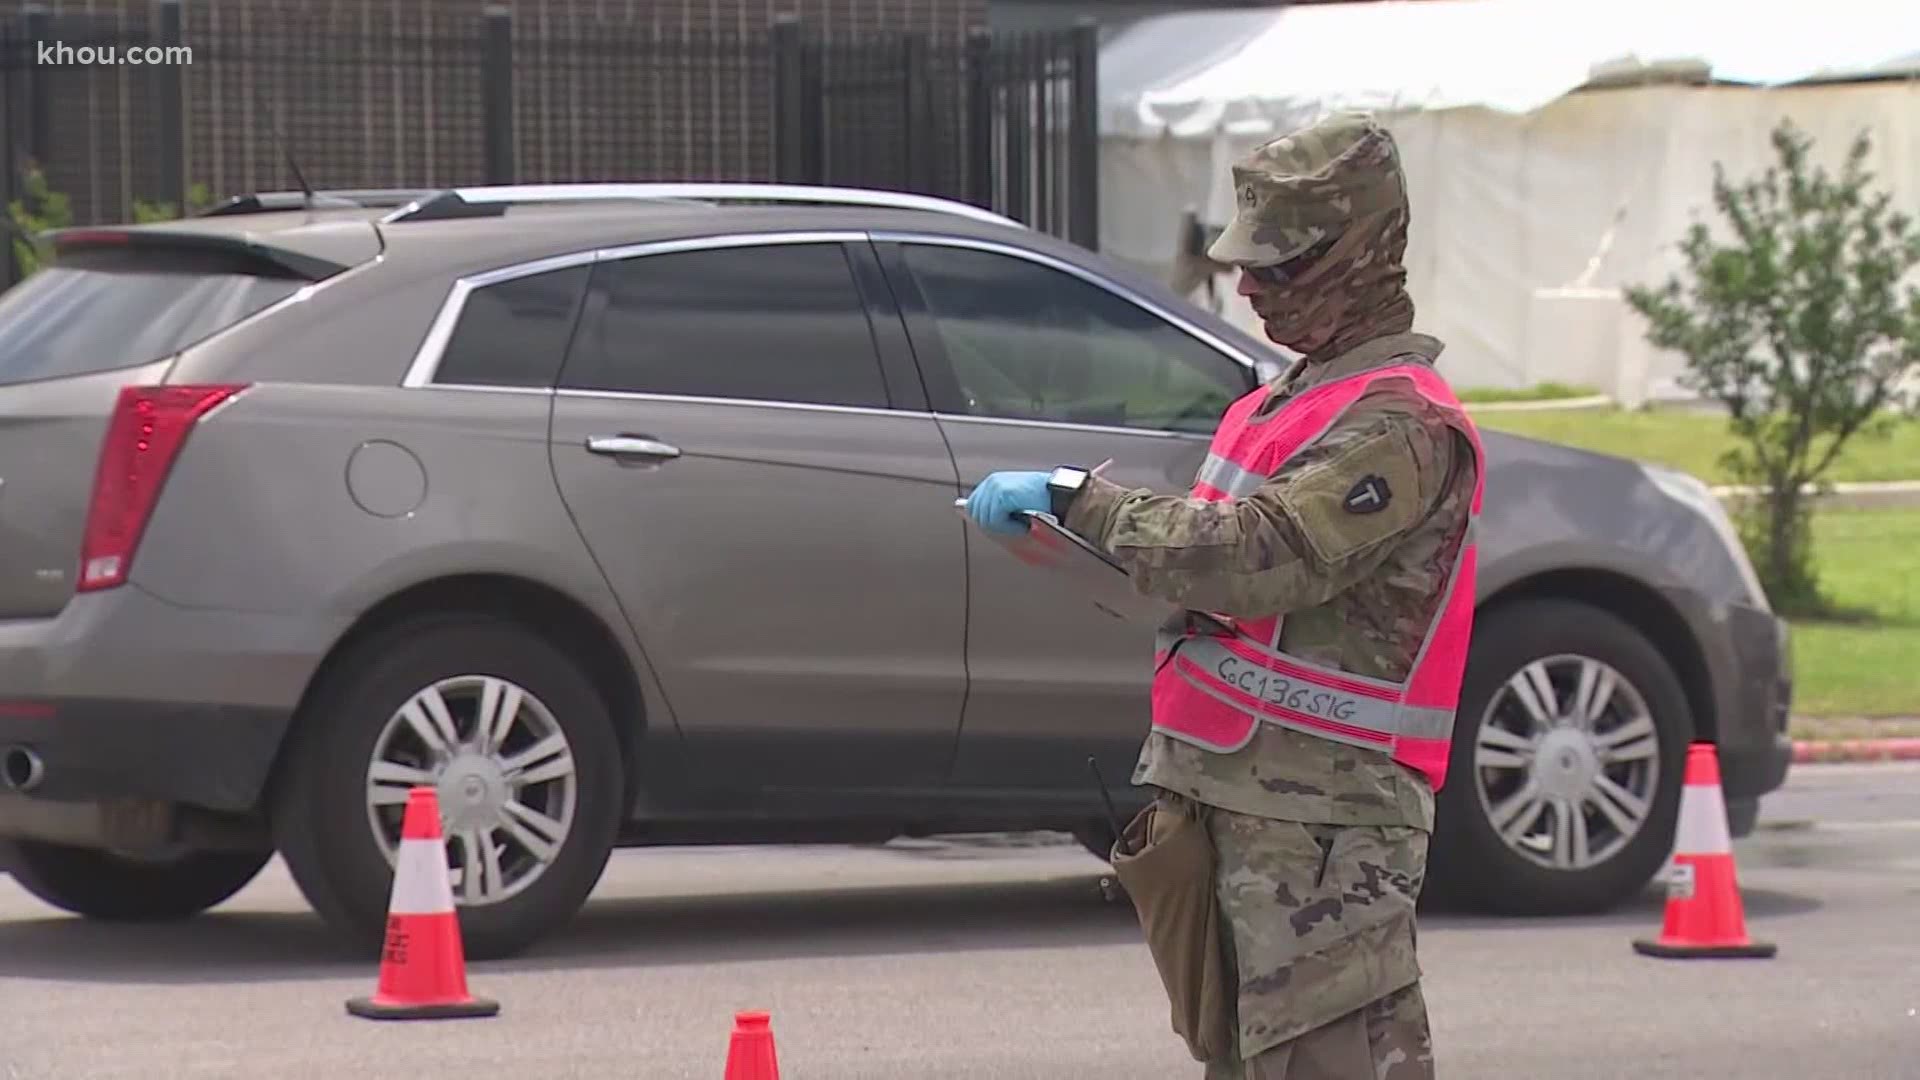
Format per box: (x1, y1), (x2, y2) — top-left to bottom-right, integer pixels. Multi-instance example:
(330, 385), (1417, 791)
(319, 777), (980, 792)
(1432, 597), (1691, 916)
(271, 614), (624, 961)
(0, 840), (269, 921)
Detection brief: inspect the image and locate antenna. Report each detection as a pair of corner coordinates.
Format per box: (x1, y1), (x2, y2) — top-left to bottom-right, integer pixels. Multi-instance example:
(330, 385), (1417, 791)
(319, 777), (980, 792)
(258, 86), (316, 209)
(281, 141), (316, 209)
(1086, 756), (1134, 857)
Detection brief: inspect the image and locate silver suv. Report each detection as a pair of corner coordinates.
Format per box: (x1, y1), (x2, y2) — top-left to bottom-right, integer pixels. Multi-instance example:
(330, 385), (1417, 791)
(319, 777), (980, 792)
(0, 184), (1792, 958)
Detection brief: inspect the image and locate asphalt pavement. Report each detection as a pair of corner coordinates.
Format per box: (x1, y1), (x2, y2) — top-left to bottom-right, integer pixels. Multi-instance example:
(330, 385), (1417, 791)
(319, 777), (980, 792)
(1, 763), (1916, 1079)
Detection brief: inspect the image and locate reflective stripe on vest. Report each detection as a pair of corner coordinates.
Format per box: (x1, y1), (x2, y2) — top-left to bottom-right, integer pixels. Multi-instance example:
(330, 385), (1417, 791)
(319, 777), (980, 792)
(1194, 452), (1266, 498)
(1147, 358), (1486, 792)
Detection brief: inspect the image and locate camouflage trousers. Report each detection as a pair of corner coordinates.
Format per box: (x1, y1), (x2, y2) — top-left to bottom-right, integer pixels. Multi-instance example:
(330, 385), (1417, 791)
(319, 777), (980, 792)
(1202, 983), (1433, 1080)
(1200, 804), (1433, 1078)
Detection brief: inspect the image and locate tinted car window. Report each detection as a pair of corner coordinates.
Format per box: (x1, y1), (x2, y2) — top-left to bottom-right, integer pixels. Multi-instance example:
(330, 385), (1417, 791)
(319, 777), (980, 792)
(433, 264), (590, 388)
(0, 253), (302, 387)
(900, 244), (1250, 434)
(561, 242), (889, 409)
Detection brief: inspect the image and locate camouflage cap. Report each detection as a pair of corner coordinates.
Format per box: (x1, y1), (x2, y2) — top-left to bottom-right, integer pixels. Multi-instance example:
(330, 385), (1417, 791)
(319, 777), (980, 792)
(1207, 111), (1409, 269)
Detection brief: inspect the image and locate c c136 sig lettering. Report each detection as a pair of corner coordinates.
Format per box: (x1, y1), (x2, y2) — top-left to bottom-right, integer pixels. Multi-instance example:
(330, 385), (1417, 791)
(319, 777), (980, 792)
(1213, 656), (1362, 722)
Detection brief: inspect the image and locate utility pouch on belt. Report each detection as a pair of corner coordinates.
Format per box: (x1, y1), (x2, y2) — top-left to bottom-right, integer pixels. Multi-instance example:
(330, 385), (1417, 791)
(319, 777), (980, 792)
(1109, 795), (1234, 1064)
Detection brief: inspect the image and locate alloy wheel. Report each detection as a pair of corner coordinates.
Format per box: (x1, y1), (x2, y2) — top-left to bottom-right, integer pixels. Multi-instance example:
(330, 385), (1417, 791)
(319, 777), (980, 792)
(364, 674), (579, 907)
(1471, 654), (1662, 872)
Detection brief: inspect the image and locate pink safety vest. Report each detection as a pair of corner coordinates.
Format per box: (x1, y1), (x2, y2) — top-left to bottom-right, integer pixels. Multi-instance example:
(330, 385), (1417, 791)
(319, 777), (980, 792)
(1148, 358), (1486, 792)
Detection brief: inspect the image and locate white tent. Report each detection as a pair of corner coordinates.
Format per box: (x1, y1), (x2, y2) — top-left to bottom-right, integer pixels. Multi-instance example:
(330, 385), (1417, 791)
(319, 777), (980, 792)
(1098, 0), (1920, 403)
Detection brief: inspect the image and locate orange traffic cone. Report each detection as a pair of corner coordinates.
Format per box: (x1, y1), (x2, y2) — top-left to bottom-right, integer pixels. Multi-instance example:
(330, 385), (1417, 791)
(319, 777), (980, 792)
(723, 1010), (781, 1080)
(346, 786), (502, 1019)
(1633, 743), (1777, 960)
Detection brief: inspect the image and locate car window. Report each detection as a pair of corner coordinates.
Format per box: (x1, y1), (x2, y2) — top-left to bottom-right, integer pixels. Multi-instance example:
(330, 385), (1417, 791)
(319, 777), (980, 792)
(432, 264), (590, 388)
(559, 241), (890, 409)
(898, 243), (1250, 434)
(0, 250), (302, 388)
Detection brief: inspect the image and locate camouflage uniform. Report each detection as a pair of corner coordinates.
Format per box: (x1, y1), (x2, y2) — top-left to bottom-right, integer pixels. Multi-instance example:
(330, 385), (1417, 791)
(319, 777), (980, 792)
(1058, 113), (1477, 1079)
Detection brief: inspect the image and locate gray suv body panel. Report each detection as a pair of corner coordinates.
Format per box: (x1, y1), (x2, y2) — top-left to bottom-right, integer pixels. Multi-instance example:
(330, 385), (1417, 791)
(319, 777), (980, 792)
(1466, 428), (1790, 798)
(0, 362), (173, 618)
(0, 191), (1791, 937)
(0, 584), (339, 810)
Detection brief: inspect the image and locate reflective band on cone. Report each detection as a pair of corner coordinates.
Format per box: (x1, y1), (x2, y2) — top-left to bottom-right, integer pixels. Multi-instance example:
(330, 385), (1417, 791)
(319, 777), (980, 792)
(347, 786), (502, 1020)
(1632, 743), (1777, 960)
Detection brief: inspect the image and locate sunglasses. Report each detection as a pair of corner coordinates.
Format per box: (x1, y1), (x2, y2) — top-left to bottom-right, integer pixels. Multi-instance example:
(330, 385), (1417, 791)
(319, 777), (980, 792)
(1242, 233), (1340, 287)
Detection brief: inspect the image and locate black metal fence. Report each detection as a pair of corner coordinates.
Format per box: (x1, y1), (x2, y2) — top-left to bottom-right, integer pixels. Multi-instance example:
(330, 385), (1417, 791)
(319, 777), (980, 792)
(771, 20), (1098, 248)
(0, 2), (1097, 288)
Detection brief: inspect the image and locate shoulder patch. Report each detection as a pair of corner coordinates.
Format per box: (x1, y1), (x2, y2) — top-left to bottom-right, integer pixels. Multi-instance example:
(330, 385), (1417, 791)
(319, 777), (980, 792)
(1273, 428), (1422, 565)
(1343, 474), (1392, 514)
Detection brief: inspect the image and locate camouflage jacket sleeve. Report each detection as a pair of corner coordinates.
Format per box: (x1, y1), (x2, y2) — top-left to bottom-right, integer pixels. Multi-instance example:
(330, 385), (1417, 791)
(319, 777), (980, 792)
(1060, 389), (1459, 619)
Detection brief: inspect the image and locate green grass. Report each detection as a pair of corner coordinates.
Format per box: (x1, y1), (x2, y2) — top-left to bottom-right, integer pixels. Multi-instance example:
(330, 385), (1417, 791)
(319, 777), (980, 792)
(1457, 381), (1602, 404)
(1471, 407), (1920, 485)
(1788, 508), (1920, 718)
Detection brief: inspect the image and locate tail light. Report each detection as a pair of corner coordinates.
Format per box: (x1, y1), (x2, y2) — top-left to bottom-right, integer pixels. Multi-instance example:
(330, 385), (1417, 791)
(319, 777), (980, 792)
(76, 384), (248, 592)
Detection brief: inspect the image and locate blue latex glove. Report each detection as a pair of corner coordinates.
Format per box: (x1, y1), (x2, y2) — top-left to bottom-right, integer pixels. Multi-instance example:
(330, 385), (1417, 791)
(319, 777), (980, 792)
(965, 471), (1052, 535)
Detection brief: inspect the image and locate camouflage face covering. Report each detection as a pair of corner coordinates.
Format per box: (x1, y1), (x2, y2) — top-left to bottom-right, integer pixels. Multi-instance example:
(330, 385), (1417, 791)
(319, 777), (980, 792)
(1209, 111), (1417, 359)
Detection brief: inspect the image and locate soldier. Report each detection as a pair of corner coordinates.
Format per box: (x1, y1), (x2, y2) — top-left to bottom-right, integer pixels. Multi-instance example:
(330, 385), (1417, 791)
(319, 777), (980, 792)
(964, 111), (1486, 1079)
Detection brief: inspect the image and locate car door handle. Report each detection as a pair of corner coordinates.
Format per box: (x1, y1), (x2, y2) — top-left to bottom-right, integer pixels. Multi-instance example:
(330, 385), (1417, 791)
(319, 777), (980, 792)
(585, 434), (682, 461)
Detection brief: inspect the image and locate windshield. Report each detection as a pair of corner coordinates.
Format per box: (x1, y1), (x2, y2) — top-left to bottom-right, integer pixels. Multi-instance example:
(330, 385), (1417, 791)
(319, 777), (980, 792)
(0, 254), (303, 387)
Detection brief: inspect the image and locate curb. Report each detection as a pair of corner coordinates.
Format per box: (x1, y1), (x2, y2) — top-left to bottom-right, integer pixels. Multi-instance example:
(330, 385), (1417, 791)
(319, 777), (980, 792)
(1792, 738), (1920, 764)
(1712, 480), (1920, 512)
(1464, 394), (1615, 413)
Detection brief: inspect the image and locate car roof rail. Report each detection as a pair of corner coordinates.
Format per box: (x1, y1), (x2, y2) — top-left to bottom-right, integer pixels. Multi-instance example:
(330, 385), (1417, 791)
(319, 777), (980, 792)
(196, 189), (445, 217)
(379, 182), (1029, 230)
